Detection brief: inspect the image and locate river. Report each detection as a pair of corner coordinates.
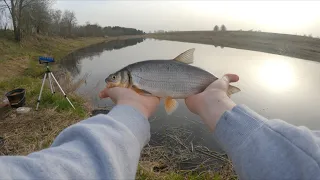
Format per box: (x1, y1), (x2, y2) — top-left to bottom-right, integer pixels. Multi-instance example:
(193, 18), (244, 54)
(59, 38), (320, 151)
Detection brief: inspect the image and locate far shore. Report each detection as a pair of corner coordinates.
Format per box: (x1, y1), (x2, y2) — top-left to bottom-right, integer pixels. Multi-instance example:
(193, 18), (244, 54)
(146, 31), (320, 62)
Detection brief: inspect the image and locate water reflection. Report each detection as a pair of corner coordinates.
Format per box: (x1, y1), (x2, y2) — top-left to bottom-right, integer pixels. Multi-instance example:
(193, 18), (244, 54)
(257, 58), (297, 92)
(59, 38), (145, 76)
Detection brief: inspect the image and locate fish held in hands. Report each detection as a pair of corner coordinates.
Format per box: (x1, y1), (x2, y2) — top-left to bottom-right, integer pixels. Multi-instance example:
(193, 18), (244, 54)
(104, 48), (240, 115)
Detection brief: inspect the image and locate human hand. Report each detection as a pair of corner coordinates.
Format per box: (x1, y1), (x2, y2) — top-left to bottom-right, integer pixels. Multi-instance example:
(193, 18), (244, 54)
(99, 87), (160, 119)
(185, 74), (239, 131)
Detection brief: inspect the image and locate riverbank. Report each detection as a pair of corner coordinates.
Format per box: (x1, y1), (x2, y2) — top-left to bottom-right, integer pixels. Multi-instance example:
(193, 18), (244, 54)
(0, 35), (110, 156)
(149, 31), (320, 62)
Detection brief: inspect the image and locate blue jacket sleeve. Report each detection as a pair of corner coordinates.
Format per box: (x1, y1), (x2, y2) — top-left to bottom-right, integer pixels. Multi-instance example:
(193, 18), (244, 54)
(0, 105), (150, 180)
(214, 104), (320, 180)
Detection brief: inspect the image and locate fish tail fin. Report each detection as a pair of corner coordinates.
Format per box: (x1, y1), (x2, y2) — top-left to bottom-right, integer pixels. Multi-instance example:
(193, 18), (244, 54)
(227, 85), (241, 97)
(164, 97), (179, 115)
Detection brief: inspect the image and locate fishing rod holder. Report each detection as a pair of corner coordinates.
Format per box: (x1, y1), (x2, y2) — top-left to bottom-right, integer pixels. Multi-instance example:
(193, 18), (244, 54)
(36, 56), (75, 110)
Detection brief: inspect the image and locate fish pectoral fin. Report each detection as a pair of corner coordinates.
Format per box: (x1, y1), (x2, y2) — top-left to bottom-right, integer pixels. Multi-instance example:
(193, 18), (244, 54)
(132, 86), (152, 95)
(164, 97), (179, 115)
(227, 85), (241, 97)
(173, 48), (195, 64)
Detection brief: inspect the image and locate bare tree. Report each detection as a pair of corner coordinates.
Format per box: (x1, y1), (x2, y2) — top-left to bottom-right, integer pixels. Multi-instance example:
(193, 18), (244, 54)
(221, 24), (227, 31)
(0, 0), (52, 40)
(49, 9), (61, 35)
(213, 25), (219, 31)
(0, 1), (145, 40)
(28, 0), (51, 34)
(0, 0), (39, 41)
(0, 8), (8, 29)
(60, 10), (76, 37)
(1, 0), (23, 41)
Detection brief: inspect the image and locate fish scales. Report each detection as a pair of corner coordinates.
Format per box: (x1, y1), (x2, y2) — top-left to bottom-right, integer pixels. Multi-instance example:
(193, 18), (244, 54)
(127, 60), (217, 98)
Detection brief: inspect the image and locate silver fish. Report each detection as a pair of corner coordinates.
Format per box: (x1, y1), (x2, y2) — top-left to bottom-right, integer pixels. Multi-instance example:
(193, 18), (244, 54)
(105, 48), (240, 115)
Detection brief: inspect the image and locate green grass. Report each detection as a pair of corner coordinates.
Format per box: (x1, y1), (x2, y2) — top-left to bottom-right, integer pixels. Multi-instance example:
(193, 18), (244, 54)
(0, 35), (105, 61)
(23, 60), (46, 77)
(0, 76), (87, 118)
(0, 34), (107, 77)
(0, 34), (106, 115)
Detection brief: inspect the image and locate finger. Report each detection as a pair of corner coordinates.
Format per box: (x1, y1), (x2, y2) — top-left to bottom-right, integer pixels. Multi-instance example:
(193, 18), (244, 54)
(205, 73), (239, 91)
(185, 94), (201, 112)
(107, 87), (131, 100)
(223, 74), (239, 83)
(106, 87), (119, 99)
(99, 88), (109, 99)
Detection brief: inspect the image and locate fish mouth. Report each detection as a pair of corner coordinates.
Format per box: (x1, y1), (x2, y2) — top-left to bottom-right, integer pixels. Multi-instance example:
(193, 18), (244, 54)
(106, 82), (111, 88)
(105, 78), (111, 88)
(105, 82), (116, 89)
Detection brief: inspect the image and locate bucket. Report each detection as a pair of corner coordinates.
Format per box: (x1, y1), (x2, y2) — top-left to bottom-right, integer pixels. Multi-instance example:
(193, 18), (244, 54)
(5, 88), (26, 108)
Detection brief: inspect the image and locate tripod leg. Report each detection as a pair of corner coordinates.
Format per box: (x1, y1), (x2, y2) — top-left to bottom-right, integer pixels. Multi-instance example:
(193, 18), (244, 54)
(50, 72), (76, 110)
(48, 73), (55, 94)
(36, 73), (48, 110)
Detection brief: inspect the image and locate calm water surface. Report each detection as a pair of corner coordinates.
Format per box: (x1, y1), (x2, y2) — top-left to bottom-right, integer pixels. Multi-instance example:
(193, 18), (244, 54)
(60, 38), (320, 150)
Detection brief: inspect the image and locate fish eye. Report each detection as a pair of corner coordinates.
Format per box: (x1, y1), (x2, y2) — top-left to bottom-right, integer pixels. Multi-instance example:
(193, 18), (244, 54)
(112, 75), (116, 80)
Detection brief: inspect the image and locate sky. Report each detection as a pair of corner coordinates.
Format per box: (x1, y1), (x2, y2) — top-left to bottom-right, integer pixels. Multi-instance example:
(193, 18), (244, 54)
(53, 1), (320, 36)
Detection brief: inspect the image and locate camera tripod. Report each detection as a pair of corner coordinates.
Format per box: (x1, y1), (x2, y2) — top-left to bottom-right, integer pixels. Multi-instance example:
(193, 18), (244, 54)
(36, 62), (75, 110)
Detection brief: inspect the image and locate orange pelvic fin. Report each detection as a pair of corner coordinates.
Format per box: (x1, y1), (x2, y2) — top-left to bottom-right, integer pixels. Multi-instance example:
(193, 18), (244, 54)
(164, 97), (179, 115)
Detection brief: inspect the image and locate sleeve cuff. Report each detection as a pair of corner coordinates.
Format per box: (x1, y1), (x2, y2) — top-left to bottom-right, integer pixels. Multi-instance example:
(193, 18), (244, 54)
(213, 104), (268, 155)
(106, 105), (151, 149)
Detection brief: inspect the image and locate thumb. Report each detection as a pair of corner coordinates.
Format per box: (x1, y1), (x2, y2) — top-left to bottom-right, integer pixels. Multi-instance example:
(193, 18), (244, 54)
(99, 88), (109, 99)
(224, 74), (239, 83)
(206, 74), (239, 91)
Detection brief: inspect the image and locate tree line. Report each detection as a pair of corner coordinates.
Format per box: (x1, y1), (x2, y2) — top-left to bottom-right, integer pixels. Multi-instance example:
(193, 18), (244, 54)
(60, 38), (145, 76)
(0, 0), (145, 41)
(213, 24), (227, 32)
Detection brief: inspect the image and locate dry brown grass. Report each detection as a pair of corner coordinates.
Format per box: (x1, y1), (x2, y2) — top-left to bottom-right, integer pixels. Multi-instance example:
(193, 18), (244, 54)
(0, 108), (82, 155)
(137, 127), (237, 180)
(0, 70), (92, 155)
(0, 57), (29, 82)
(55, 71), (89, 94)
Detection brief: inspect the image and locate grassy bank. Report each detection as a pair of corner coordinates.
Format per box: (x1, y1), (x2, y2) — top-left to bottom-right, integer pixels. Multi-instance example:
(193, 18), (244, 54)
(0, 35), (108, 156)
(149, 31), (320, 62)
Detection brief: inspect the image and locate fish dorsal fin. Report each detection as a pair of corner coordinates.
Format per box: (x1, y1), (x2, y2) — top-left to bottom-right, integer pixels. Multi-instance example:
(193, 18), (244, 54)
(173, 48), (195, 64)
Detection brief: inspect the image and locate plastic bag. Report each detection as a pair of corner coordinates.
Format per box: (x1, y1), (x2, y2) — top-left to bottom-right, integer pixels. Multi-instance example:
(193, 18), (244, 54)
(16, 107), (31, 114)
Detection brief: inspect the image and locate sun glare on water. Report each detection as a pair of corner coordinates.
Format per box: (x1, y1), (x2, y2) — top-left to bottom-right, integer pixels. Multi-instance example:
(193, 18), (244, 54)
(257, 59), (296, 92)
